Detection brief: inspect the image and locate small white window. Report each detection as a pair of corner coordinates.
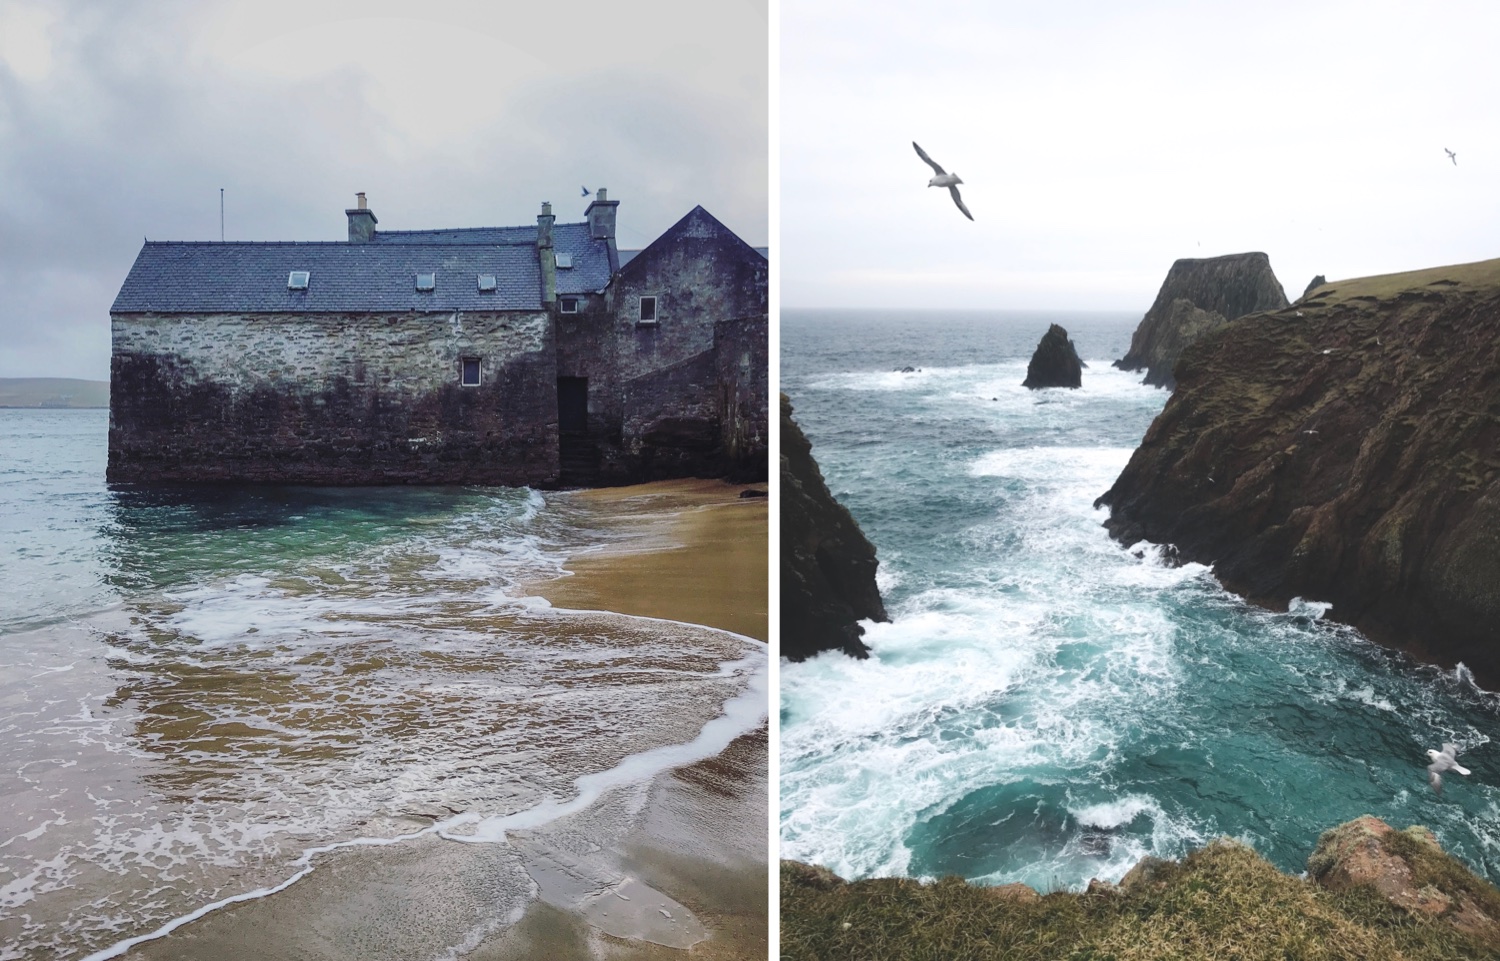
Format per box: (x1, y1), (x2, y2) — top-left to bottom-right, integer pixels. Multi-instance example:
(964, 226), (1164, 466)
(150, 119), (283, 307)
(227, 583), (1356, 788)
(461, 357), (481, 387)
(477, 274), (497, 292)
(288, 271), (310, 290)
(639, 296), (657, 323)
(560, 297), (579, 314)
(555, 252), (573, 269)
(416, 272), (436, 291)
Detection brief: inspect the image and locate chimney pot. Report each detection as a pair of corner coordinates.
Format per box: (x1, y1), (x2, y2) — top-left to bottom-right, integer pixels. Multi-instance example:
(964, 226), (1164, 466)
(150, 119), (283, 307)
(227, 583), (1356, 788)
(356, 192), (367, 210)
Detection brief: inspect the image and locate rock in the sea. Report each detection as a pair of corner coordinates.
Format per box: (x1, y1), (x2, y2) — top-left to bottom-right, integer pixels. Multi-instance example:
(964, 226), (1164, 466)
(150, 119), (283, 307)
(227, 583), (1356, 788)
(1303, 274), (1327, 299)
(1308, 815), (1500, 940)
(1022, 323), (1084, 389)
(781, 394), (888, 661)
(1115, 252), (1289, 389)
(1097, 257), (1500, 686)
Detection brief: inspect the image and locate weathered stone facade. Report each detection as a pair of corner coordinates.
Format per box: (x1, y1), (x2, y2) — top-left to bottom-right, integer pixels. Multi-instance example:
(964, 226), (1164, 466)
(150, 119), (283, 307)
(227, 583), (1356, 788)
(109, 310), (555, 485)
(107, 194), (767, 488)
(606, 206), (770, 482)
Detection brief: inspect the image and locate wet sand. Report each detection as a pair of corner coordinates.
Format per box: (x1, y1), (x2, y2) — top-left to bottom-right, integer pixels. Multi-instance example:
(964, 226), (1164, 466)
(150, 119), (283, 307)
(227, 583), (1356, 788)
(122, 479), (768, 961)
(535, 478), (769, 643)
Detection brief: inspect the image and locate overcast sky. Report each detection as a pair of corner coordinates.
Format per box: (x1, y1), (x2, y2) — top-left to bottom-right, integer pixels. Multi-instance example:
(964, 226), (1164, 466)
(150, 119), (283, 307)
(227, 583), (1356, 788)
(783, 0), (1500, 313)
(0, 0), (767, 380)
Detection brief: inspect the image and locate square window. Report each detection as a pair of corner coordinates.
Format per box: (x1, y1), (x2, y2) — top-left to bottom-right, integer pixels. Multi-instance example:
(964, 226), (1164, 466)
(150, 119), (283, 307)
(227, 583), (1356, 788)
(461, 357), (481, 386)
(560, 297), (579, 314)
(639, 296), (657, 323)
(416, 272), (436, 291)
(288, 271), (310, 290)
(477, 274), (497, 292)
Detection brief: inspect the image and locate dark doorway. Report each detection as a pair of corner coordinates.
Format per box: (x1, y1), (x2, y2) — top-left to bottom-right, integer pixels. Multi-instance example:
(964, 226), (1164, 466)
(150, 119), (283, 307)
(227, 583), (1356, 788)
(558, 377), (588, 433)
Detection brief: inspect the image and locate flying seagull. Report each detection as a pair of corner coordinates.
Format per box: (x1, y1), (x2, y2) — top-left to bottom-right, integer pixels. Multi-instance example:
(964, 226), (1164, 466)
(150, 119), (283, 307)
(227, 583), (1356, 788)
(1426, 742), (1471, 795)
(1445, 148), (1457, 166)
(913, 142), (973, 221)
(581, 186), (592, 197)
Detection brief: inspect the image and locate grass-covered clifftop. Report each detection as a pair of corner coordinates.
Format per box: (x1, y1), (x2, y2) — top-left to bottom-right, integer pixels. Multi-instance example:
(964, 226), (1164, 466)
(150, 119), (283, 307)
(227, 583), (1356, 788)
(1098, 256), (1500, 687)
(782, 816), (1500, 960)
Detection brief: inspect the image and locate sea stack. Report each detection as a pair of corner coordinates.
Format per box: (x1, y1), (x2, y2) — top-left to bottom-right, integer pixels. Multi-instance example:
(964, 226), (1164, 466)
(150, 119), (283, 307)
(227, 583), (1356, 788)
(781, 394), (888, 660)
(1022, 324), (1084, 389)
(1116, 252), (1289, 389)
(1097, 257), (1500, 687)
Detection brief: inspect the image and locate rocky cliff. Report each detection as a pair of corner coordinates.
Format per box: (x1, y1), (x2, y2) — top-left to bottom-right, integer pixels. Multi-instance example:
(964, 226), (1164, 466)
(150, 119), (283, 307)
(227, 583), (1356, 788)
(1116, 252), (1289, 389)
(783, 816), (1500, 960)
(781, 394), (888, 661)
(1022, 323), (1085, 389)
(1098, 257), (1500, 686)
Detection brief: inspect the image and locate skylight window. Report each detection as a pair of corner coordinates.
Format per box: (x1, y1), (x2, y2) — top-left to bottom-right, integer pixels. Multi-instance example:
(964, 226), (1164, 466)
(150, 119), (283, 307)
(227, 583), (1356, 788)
(555, 252), (573, 269)
(477, 274), (497, 292)
(288, 271), (310, 290)
(416, 272), (436, 291)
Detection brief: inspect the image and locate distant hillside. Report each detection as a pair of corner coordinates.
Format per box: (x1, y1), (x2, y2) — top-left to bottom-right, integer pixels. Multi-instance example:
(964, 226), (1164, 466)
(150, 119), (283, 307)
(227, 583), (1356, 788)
(0, 378), (109, 408)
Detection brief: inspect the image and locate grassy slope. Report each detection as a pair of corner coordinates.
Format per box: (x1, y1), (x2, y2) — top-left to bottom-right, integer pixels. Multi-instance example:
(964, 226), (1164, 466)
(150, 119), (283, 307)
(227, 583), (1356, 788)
(0, 377), (109, 408)
(1300, 256), (1500, 304)
(783, 837), (1500, 961)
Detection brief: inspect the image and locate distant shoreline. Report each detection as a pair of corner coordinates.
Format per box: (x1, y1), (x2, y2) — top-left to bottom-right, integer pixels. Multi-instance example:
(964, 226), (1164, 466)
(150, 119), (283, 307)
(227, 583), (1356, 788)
(0, 377), (109, 409)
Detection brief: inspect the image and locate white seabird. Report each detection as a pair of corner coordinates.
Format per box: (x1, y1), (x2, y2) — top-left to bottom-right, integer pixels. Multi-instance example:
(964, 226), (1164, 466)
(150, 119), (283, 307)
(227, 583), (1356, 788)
(1445, 148), (1457, 166)
(913, 141), (973, 221)
(1426, 742), (1471, 795)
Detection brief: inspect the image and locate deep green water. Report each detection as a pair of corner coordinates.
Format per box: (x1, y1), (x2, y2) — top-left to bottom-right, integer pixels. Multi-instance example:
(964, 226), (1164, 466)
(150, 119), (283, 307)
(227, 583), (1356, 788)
(780, 309), (1500, 892)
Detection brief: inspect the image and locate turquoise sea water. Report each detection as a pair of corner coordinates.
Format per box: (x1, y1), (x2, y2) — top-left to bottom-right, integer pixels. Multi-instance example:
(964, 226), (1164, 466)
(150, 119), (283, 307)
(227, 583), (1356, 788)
(779, 309), (1500, 892)
(0, 409), (765, 960)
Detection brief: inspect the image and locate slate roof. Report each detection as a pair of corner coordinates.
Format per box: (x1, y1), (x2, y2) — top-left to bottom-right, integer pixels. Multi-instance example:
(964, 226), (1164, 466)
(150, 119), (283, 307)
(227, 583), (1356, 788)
(373, 222), (612, 295)
(112, 222), (613, 314)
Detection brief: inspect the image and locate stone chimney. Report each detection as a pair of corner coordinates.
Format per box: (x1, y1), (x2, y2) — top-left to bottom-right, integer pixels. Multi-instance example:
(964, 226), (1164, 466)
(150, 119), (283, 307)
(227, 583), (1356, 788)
(346, 192), (378, 243)
(584, 187), (619, 272)
(537, 201), (556, 304)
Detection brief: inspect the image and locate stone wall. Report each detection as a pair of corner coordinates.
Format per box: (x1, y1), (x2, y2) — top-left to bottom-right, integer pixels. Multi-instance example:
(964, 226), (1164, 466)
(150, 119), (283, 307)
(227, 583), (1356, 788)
(553, 293), (620, 440)
(108, 310), (558, 485)
(715, 314), (769, 482)
(607, 214), (768, 480)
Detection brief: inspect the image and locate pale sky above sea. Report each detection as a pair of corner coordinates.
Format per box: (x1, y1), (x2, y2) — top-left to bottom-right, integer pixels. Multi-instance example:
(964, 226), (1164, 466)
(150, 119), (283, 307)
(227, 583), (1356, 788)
(782, 0), (1500, 312)
(0, 0), (767, 380)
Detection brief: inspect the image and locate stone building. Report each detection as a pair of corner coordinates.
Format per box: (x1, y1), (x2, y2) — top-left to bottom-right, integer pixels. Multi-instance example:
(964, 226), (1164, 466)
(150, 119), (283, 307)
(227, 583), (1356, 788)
(107, 192), (767, 487)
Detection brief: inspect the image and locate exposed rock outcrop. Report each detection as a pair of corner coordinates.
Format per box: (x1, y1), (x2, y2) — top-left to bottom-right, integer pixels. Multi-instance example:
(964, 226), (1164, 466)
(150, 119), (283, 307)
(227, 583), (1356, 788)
(1304, 274), (1328, 299)
(1309, 816), (1500, 941)
(1097, 257), (1500, 687)
(1022, 323), (1084, 389)
(781, 394), (888, 661)
(1115, 252), (1289, 389)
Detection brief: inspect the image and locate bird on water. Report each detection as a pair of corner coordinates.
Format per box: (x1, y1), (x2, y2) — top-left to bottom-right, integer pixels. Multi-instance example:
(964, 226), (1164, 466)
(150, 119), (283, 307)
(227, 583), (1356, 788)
(913, 141), (973, 221)
(1426, 743), (1470, 795)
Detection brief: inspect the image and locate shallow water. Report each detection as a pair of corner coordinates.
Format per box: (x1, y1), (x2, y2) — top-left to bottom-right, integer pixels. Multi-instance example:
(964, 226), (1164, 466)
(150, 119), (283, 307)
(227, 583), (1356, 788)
(0, 409), (765, 960)
(779, 309), (1500, 892)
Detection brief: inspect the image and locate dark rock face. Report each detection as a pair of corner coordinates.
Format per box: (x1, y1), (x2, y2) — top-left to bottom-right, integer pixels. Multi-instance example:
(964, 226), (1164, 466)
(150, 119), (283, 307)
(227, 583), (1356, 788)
(1022, 323), (1084, 389)
(781, 395), (888, 661)
(1303, 274), (1327, 299)
(1115, 252), (1289, 389)
(1097, 258), (1500, 687)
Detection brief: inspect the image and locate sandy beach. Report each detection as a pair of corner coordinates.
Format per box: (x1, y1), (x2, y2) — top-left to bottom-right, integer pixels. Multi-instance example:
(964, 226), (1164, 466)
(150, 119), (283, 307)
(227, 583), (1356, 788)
(113, 478), (768, 961)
